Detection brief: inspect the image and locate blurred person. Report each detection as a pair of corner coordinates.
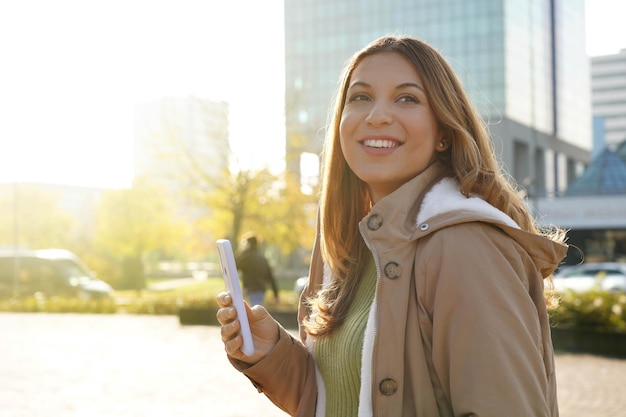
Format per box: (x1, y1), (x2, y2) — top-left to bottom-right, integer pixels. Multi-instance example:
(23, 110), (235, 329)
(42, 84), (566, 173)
(217, 35), (568, 416)
(235, 233), (279, 307)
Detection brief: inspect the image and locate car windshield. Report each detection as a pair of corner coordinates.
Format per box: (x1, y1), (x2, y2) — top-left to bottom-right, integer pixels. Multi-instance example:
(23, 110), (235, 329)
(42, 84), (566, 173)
(54, 259), (93, 280)
(562, 268), (624, 278)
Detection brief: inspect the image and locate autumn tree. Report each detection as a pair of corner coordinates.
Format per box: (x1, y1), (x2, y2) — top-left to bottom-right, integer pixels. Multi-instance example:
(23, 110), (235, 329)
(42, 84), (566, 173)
(136, 96), (317, 272)
(0, 183), (74, 249)
(186, 164), (316, 256)
(92, 176), (188, 290)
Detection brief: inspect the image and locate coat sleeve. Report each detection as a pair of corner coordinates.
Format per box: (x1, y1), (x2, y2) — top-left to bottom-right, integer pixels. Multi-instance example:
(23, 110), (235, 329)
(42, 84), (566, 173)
(232, 210), (320, 416)
(419, 223), (557, 417)
(229, 324), (317, 417)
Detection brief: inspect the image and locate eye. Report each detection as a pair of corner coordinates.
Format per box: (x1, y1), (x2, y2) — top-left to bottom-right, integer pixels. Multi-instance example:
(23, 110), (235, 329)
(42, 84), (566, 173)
(397, 94), (419, 104)
(347, 93), (370, 103)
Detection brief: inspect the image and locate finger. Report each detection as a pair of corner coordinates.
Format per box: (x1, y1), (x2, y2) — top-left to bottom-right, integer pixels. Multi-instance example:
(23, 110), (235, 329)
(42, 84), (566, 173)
(220, 318), (240, 342)
(248, 303), (268, 321)
(224, 332), (243, 357)
(216, 292), (232, 308)
(216, 306), (236, 325)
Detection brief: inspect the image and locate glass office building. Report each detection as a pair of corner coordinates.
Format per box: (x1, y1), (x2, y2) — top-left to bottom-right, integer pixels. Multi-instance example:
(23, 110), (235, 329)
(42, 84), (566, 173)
(284, 0), (591, 197)
(592, 49), (626, 149)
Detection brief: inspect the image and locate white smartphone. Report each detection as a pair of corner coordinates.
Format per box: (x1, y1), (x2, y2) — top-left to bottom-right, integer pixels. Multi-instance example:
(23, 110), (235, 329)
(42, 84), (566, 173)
(216, 239), (255, 356)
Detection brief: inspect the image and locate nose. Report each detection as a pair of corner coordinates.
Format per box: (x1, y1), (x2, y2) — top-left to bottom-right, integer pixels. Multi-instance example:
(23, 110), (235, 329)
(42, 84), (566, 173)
(365, 100), (392, 126)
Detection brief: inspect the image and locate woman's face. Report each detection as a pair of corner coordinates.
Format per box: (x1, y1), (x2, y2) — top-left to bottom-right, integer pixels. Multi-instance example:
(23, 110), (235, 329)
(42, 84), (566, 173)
(339, 52), (445, 203)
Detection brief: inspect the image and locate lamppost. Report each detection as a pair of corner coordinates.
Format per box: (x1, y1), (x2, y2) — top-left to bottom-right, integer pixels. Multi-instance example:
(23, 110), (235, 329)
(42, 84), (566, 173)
(12, 181), (19, 297)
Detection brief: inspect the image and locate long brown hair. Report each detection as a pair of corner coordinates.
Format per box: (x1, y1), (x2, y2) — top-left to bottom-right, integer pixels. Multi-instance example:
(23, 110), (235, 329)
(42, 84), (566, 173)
(305, 35), (564, 337)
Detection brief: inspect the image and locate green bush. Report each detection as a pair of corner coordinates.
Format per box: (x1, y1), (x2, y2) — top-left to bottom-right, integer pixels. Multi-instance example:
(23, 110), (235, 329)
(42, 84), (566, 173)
(5, 282), (623, 336)
(120, 296), (218, 315)
(551, 291), (626, 333)
(0, 294), (220, 315)
(0, 280), (224, 316)
(0, 295), (117, 314)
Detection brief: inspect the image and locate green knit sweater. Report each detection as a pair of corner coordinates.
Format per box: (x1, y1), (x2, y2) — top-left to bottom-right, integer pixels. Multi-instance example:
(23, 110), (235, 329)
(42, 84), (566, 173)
(314, 253), (377, 417)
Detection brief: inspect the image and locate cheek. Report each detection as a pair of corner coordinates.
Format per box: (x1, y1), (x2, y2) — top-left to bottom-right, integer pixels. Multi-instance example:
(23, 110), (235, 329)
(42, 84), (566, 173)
(413, 118), (441, 148)
(339, 111), (352, 137)
(338, 113), (354, 150)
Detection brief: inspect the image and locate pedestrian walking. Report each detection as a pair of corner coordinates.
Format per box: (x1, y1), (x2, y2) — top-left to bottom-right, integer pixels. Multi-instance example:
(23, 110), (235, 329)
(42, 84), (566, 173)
(235, 233), (279, 307)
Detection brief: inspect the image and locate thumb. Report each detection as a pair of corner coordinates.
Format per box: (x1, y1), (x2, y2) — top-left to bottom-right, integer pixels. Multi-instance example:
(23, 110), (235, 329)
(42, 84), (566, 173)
(246, 301), (270, 323)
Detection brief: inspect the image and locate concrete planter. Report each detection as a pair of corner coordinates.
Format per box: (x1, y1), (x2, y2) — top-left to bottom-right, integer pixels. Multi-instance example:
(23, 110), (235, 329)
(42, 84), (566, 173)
(177, 311), (626, 357)
(178, 307), (218, 326)
(270, 311), (298, 329)
(178, 307), (298, 329)
(551, 327), (626, 358)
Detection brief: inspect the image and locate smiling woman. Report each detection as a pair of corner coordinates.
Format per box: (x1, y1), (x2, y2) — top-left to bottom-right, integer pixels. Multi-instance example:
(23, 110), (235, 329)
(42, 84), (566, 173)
(339, 52), (446, 202)
(215, 35), (569, 417)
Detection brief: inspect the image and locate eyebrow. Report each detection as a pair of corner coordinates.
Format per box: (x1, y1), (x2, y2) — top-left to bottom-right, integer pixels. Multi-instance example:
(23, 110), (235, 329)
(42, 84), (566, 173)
(348, 81), (426, 93)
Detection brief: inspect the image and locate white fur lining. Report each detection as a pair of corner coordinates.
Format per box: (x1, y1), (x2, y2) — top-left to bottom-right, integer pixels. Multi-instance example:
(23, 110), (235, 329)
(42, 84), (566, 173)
(417, 177), (520, 230)
(358, 291), (377, 417)
(314, 361), (326, 417)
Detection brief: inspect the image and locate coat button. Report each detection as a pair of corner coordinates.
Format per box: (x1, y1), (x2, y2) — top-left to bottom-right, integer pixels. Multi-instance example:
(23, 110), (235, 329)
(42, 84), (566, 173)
(379, 378), (398, 396)
(419, 223), (429, 231)
(383, 262), (401, 279)
(367, 214), (383, 230)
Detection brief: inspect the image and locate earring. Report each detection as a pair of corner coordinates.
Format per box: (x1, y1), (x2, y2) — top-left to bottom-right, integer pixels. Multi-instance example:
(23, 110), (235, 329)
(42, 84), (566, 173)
(438, 141), (446, 149)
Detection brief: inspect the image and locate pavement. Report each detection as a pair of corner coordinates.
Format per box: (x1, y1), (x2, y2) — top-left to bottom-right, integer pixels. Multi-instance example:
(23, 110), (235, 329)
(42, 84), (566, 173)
(1, 313), (625, 417)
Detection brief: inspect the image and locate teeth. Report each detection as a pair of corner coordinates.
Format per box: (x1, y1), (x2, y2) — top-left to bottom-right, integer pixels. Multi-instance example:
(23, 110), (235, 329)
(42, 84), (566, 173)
(364, 139), (396, 148)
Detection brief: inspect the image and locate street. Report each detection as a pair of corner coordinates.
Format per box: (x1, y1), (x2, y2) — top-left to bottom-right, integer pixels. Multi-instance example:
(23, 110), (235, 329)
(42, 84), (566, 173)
(1, 313), (625, 417)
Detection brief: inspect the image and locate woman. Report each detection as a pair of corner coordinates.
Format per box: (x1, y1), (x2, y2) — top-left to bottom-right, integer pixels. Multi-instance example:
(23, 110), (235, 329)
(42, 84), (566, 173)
(217, 35), (567, 417)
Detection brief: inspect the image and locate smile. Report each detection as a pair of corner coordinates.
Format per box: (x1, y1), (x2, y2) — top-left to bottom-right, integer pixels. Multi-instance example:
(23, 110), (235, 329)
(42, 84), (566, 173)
(362, 139), (399, 149)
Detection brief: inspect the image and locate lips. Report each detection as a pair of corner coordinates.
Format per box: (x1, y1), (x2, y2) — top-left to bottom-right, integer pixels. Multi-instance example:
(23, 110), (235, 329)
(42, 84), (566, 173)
(359, 137), (401, 156)
(362, 138), (400, 149)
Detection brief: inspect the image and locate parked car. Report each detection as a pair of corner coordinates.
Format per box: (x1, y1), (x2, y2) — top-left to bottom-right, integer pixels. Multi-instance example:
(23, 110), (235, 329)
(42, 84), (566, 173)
(0, 248), (114, 299)
(553, 262), (626, 293)
(294, 276), (308, 295)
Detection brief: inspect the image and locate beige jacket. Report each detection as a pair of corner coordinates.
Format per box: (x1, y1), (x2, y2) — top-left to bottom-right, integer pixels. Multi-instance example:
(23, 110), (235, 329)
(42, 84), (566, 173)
(232, 163), (567, 417)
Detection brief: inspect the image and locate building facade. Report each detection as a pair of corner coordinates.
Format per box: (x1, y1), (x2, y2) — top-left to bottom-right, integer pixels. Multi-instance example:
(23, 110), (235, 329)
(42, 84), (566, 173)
(284, 0), (591, 197)
(591, 49), (626, 150)
(537, 140), (626, 264)
(533, 50), (626, 265)
(134, 96), (230, 185)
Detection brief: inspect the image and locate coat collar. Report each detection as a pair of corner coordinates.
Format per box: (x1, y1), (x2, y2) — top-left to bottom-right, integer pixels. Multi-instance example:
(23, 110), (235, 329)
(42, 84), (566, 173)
(368, 161), (519, 232)
(362, 161), (449, 246)
(363, 162), (567, 278)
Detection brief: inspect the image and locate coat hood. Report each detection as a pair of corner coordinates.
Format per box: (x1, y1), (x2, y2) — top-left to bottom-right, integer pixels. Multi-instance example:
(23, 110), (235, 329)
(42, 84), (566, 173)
(414, 176), (568, 278)
(367, 162), (567, 279)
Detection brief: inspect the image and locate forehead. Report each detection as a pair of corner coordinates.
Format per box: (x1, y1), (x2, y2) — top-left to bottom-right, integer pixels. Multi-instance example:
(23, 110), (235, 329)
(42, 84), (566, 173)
(350, 52), (422, 85)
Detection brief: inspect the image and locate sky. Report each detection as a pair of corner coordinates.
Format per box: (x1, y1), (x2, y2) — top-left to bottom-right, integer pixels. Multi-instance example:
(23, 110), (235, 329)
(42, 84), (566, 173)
(0, 0), (624, 188)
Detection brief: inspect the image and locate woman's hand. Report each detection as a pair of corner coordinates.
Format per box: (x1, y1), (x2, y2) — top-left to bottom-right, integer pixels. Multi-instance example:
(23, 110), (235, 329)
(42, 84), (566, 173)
(216, 291), (280, 364)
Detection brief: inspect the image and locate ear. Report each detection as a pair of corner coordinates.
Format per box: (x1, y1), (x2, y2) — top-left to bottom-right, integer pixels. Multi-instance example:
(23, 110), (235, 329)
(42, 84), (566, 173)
(436, 133), (450, 152)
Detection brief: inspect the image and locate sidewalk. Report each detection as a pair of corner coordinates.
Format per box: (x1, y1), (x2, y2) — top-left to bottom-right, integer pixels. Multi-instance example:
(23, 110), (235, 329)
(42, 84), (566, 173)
(1, 313), (625, 417)
(555, 353), (626, 416)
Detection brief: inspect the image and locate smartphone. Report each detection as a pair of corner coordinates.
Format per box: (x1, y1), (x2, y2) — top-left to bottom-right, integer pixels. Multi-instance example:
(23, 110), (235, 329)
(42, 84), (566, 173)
(216, 239), (255, 356)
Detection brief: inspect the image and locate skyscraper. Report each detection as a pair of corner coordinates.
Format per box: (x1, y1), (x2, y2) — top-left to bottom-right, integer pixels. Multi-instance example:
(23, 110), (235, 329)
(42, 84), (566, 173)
(591, 48), (626, 149)
(284, 0), (591, 197)
(134, 96), (230, 184)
